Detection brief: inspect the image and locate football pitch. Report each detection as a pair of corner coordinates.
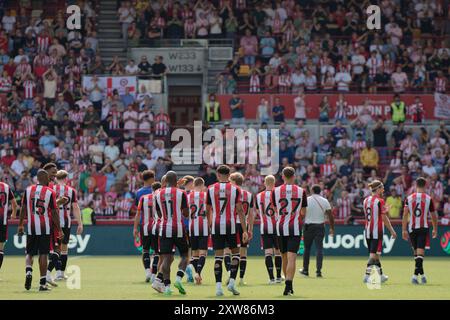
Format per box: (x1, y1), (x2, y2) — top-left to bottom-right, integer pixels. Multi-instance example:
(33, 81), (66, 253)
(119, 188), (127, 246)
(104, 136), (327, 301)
(0, 256), (449, 300)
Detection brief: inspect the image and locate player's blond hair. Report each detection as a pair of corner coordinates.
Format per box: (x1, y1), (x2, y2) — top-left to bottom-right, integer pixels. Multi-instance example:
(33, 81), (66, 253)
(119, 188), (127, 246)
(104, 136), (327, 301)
(56, 170), (68, 180)
(229, 172), (244, 186)
(368, 180), (384, 193)
(194, 177), (205, 187)
(264, 175), (275, 186)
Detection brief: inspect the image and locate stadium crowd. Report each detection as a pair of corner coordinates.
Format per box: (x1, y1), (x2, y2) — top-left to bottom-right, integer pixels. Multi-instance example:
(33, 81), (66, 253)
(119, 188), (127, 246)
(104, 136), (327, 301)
(0, 0), (173, 219)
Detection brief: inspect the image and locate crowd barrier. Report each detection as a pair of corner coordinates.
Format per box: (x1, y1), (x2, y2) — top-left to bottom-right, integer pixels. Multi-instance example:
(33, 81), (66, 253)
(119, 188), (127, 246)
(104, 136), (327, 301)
(3, 225), (450, 257)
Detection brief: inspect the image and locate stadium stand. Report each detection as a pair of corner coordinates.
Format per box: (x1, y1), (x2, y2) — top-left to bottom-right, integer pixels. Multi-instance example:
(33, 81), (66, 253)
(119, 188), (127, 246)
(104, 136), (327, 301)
(0, 0), (449, 225)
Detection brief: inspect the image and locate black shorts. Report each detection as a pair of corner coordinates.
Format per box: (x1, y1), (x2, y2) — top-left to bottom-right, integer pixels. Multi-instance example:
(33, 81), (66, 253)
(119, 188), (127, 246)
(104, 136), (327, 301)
(409, 228), (429, 250)
(366, 238), (383, 254)
(0, 224), (7, 242)
(158, 236), (189, 255)
(150, 234), (159, 253)
(61, 227), (71, 245)
(279, 235), (301, 254)
(26, 234), (51, 256)
(190, 235), (209, 251)
(236, 223), (248, 248)
(212, 233), (238, 251)
(261, 233), (279, 250)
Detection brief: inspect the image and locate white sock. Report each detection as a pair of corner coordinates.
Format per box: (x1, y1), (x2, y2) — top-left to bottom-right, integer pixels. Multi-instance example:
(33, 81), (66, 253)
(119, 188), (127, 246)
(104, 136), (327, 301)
(216, 282), (222, 290)
(46, 271), (51, 278)
(229, 278), (235, 287)
(176, 275), (182, 282)
(145, 268), (151, 275)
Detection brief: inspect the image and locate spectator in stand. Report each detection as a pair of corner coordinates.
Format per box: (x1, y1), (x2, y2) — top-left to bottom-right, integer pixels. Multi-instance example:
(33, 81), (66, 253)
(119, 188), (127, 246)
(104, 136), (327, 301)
(272, 97), (285, 123)
(391, 66), (409, 93)
(256, 98), (269, 123)
(229, 93), (244, 125)
(293, 92), (306, 122)
(151, 55), (167, 78)
(319, 96), (330, 123)
(125, 59), (139, 75)
(118, 1), (136, 49)
(360, 141), (379, 175)
(386, 187), (402, 219)
(204, 93), (221, 123)
(390, 94), (406, 125)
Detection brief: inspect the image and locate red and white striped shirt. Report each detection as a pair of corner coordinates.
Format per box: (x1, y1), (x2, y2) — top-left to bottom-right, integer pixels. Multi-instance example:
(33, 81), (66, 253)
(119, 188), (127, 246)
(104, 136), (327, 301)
(249, 74), (261, 93)
(184, 20), (196, 38)
(382, 59), (394, 74)
(154, 113), (170, 136)
(278, 74), (292, 87)
(320, 164), (336, 176)
(37, 36), (51, 53)
(237, 189), (253, 224)
(108, 110), (121, 130)
(155, 187), (188, 238)
(188, 191), (208, 237)
(0, 120), (12, 133)
(336, 197), (352, 219)
(271, 184), (307, 236)
(435, 77), (447, 93)
(21, 115), (37, 136)
(363, 195), (385, 239)
(23, 80), (36, 99)
(53, 184), (77, 228)
(405, 192), (435, 232)
(13, 128), (26, 148)
(256, 190), (277, 235)
(367, 57), (381, 77)
(207, 182), (241, 235)
(22, 184), (58, 235)
(0, 182), (14, 225)
(137, 193), (156, 236)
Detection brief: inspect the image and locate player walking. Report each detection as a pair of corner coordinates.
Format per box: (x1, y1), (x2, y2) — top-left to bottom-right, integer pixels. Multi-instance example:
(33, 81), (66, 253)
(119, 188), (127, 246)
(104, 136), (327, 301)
(187, 177), (208, 284)
(255, 175), (282, 284)
(43, 162), (63, 287)
(48, 170), (83, 282)
(402, 177), (438, 284)
(18, 170), (63, 291)
(207, 165), (248, 296)
(363, 180), (397, 284)
(152, 171), (190, 296)
(0, 181), (18, 276)
(178, 175), (195, 283)
(229, 172), (254, 285)
(133, 170), (155, 282)
(270, 167), (307, 296)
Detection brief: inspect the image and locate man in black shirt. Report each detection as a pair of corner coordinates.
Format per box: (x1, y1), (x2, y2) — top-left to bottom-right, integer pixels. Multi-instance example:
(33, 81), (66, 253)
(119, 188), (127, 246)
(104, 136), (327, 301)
(391, 122), (406, 148)
(138, 55), (152, 75)
(372, 119), (388, 160)
(152, 55), (167, 77)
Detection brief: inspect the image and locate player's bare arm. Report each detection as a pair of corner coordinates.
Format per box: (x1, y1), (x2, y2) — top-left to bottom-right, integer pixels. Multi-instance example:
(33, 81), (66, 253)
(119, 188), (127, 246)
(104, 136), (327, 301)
(51, 207), (63, 239)
(326, 209), (335, 236)
(300, 207), (307, 218)
(10, 197), (18, 219)
(430, 211), (438, 239)
(72, 202), (83, 235)
(17, 197), (26, 235)
(247, 206), (255, 240)
(382, 214), (397, 239)
(133, 200), (142, 238)
(236, 203), (248, 243)
(402, 206), (410, 241)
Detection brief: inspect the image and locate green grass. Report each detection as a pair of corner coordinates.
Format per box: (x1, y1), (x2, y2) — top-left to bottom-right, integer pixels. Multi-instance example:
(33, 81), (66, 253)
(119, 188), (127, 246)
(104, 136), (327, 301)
(0, 256), (449, 300)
